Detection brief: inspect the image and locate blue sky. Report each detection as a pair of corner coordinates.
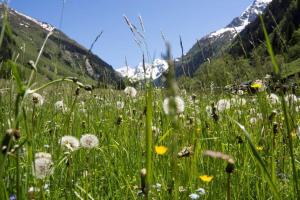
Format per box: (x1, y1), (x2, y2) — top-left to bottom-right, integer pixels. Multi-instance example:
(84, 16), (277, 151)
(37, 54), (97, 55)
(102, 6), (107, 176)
(9, 0), (253, 68)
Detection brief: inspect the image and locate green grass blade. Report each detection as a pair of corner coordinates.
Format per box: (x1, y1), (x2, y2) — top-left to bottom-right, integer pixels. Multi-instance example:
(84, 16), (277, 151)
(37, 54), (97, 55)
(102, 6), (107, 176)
(259, 15), (279, 76)
(231, 119), (280, 200)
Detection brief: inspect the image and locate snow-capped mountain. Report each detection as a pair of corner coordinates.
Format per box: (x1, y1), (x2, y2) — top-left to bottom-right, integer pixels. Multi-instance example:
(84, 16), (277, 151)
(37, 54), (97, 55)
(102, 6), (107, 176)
(115, 66), (136, 78)
(116, 59), (168, 81)
(10, 8), (55, 32)
(176, 0), (272, 77)
(208, 0), (272, 39)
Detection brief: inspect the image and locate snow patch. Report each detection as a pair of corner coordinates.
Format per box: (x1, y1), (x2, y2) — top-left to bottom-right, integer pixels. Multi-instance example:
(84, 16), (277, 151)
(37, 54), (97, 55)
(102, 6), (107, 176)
(208, 0), (272, 39)
(11, 8), (55, 32)
(116, 59), (169, 82)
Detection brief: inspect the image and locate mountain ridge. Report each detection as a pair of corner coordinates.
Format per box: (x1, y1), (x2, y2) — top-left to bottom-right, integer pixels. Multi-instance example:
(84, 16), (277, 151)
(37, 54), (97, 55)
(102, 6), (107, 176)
(0, 4), (122, 88)
(175, 0), (272, 77)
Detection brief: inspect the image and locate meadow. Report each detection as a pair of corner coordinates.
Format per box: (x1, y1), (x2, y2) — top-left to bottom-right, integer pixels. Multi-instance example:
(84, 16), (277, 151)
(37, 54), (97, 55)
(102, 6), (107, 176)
(1, 2), (300, 200)
(1, 69), (300, 199)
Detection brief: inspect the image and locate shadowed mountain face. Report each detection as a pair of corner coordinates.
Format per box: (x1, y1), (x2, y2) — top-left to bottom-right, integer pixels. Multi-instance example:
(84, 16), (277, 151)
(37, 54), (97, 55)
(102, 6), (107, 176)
(0, 5), (122, 87)
(175, 0), (272, 77)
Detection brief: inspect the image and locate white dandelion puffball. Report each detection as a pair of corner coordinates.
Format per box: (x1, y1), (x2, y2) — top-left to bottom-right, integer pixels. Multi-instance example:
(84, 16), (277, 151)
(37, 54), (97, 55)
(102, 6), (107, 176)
(163, 96), (185, 115)
(250, 117), (258, 125)
(216, 99), (231, 112)
(34, 153), (53, 179)
(80, 134), (99, 149)
(124, 86), (137, 98)
(268, 93), (280, 105)
(54, 100), (67, 112)
(196, 188), (206, 195)
(116, 101), (124, 110)
(32, 93), (44, 106)
(189, 193), (200, 199)
(59, 136), (80, 151)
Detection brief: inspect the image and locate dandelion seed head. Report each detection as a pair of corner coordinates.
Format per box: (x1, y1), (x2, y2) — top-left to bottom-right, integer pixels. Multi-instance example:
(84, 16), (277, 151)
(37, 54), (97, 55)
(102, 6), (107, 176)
(250, 117), (257, 125)
(268, 93), (279, 105)
(216, 99), (231, 112)
(54, 100), (67, 112)
(124, 86), (137, 98)
(32, 93), (44, 106)
(163, 96), (185, 115)
(116, 101), (124, 110)
(34, 154), (53, 179)
(189, 193), (200, 199)
(80, 134), (99, 149)
(196, 188), (206, 195)
(59, 136), (80, 151)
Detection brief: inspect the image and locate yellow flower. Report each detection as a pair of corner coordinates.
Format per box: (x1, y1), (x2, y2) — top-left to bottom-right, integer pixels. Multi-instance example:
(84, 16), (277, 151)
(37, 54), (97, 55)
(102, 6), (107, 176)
(155, 146), (168, 155)
(199, 175), (213, 183)
(251, 83), (262, 89)
(256, 146), (264, 151)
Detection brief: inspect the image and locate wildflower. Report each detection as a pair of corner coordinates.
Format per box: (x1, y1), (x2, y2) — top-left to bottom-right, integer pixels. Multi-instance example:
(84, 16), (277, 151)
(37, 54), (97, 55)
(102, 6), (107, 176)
(250, 117), (257, 125)
(54, 100), (67, 112)
(163, 96), (185, 115)
(155, 145), (168, 155)
(189, 193), (200, 199)
(34, 152), (53, 179)
(116, 101), (124, 110)
(32, 93), (44, 106)
(124, 86), (137, 98)
(216, 99), (231, 112)
(251, 80), (265, 92)
(59, 136), (80, 151)
(256, 146), (264, 151)
(9, 194), (17, 200)
(268, 93), (280, 105)
(199, 175), (213, 183)
(196, 188), (206, 195)
(80, 134), (99, 149)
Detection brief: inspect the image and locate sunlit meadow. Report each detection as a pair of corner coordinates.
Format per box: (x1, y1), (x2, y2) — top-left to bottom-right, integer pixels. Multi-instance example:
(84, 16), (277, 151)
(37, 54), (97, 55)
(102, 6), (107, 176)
(1, 1), (300, 200)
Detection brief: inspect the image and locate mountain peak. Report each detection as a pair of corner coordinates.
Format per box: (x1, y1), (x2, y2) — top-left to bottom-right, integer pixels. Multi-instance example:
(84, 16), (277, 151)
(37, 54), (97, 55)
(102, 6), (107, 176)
(208, 0), (272, 39)
(116, 59), (169, 82)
